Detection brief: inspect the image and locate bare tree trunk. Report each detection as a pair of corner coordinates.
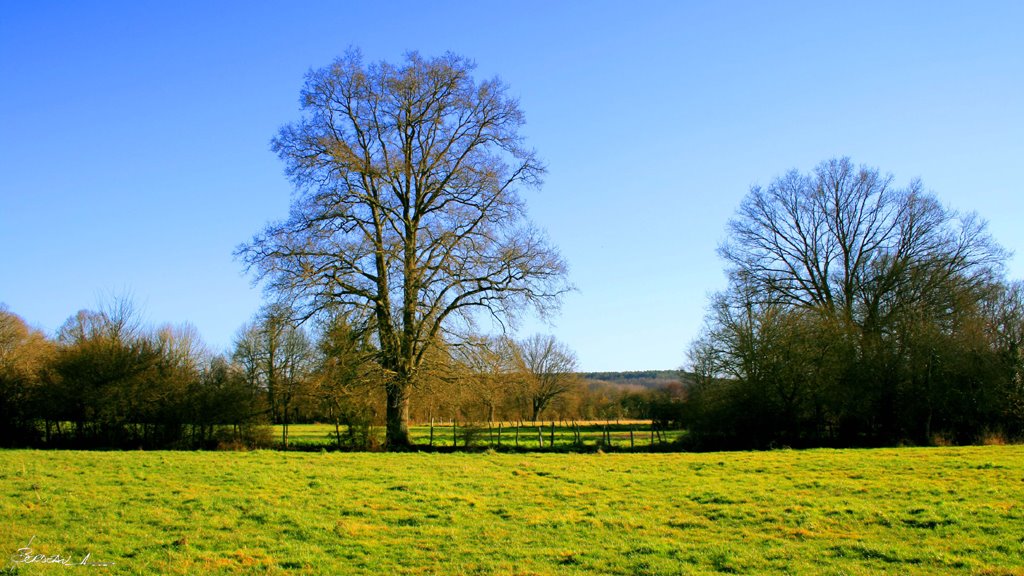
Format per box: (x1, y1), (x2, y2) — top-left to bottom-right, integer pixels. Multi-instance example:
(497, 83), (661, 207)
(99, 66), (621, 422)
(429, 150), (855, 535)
(280, 397), (294, 450)
(385, 383), (412, 449)
(334, 417), (343, 450)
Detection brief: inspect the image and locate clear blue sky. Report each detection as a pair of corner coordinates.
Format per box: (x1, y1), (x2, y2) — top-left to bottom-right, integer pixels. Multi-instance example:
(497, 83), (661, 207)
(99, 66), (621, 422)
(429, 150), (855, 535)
(2, 1), (1022, 371)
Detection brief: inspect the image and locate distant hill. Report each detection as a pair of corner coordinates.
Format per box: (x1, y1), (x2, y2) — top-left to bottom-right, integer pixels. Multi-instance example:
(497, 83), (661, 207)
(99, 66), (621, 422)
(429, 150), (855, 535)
(579, 370), (692, 391)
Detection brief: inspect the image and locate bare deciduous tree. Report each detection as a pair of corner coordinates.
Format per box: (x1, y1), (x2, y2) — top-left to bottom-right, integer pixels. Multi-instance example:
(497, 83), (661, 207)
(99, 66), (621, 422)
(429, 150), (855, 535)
(451, 335), (517, 423)
(0, 305), (54, 445)
(687, 158), (1011, 447)
(232, 305), (315, 448)
(514, 334), (578, 422)
(719, 157), (1004, 330)
(238, 50), (569, 448)
(314, 313), (381, 449)
(155, 322), (208, 374)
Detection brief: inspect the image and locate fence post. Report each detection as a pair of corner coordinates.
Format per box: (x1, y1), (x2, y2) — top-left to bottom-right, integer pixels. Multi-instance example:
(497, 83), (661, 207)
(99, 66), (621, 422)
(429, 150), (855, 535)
(497, 423), (503, 447)
(537, 426), (544, 448)
(453, 420), (457, 448)
(550, 422), (555, 448)
(430, 417), (434, 447)
(630, 426), (635, 449)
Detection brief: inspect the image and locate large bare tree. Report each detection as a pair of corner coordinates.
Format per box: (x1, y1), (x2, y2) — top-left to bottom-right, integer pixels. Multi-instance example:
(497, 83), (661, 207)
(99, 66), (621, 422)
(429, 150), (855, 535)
(688, 158), (1010, 447)
(238, 50), (569, 448)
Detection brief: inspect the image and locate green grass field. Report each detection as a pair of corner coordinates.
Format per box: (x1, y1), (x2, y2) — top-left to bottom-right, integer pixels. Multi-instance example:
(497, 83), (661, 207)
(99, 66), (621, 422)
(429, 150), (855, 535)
(2, 447), (1023, 575)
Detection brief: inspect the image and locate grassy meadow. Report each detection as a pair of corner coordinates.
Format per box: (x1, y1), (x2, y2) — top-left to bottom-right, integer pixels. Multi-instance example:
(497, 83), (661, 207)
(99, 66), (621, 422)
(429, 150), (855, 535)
(2, 447), (1024, 575)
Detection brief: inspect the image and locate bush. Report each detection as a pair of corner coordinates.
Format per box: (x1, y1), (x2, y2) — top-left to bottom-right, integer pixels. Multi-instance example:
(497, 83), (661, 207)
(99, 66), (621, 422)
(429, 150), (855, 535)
(979, 429), (1008, 446)
(214, 424), (274, 450)
(458, 423), (487, 448)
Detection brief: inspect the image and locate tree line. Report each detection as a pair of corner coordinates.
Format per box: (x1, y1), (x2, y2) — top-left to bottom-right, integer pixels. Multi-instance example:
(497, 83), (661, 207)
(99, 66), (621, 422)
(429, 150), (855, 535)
(683, 158), (1024, 450)
(0, 299), (670, 450)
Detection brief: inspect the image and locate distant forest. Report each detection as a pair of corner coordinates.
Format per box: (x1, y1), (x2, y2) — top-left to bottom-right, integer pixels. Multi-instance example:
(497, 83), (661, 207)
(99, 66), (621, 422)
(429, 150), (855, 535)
(581, 371), (691, 390)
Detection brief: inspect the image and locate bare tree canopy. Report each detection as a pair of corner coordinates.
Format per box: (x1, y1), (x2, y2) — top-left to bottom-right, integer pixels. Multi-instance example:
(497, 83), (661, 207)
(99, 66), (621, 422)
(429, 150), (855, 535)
(238, 50), (570, 448)
(719, 157), (1005, 329)
(450, 335), (518, 423)
(233, 305), (315, 448)
(515, 334), (579, 422)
